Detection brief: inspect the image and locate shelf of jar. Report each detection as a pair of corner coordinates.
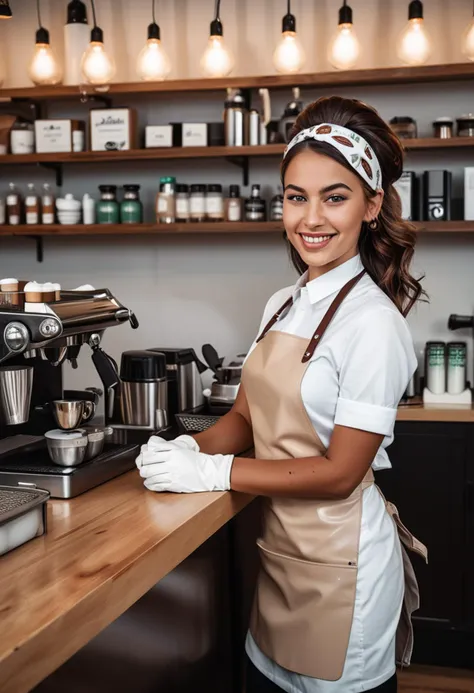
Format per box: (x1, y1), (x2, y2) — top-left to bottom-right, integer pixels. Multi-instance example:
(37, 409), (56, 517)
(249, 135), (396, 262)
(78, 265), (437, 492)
(1, 221), (474, 236)
(0, 137), (472, 166)
(0, 63), (473, 100)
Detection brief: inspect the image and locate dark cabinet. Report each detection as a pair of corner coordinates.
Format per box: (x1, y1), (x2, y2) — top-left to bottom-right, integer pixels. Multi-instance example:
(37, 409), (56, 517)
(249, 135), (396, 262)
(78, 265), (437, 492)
(376, 421), (474, 668)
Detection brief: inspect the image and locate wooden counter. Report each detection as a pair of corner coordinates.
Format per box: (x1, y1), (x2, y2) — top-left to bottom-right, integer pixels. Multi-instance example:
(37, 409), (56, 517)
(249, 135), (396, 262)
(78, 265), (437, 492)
(0, 472), (253, 693)
(397, 402), (474, 422)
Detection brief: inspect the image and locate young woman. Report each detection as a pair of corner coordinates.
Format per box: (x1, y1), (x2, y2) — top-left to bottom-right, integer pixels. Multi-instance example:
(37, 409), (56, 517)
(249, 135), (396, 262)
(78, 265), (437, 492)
(136, 96), (428, 693)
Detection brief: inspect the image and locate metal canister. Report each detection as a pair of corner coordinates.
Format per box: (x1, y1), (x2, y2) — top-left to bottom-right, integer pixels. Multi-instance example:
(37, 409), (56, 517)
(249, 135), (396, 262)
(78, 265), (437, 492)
(447, 341), (467, 395)
(248, 109), (260, 146)
(425, 341), (446, 394)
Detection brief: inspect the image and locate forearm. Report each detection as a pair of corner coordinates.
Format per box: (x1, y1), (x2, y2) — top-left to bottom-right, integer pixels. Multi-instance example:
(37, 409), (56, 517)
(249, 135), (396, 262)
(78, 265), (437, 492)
(193, 410), (254, 456)
(230, 455), (353, 500)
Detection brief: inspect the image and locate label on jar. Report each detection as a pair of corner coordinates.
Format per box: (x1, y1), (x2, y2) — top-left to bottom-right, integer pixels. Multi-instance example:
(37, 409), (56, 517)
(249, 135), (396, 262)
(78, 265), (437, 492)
(176, 198), (190, 218)
(26, 211), (39, 224)
(7, 195), (18, 206)
(73, 131), (85, 152)
(158, 195), (170, 213)
(206, 196), (224, 215)
(246, 210), (265, 221)
(42, 212), (54, 224)
(190, 196), (206, 215)
(8, 215), (20, 225)
(10, 130), (35, 154)
(227, 202), (241, 222)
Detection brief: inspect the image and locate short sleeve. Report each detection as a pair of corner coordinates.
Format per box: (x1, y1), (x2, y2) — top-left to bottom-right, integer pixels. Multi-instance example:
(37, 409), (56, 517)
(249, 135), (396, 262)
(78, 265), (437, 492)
(334, 308), (417, 436)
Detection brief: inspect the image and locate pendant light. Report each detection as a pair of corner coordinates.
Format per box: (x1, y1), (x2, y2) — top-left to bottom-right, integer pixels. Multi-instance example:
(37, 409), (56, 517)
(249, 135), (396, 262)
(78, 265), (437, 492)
(136, 0), (171, 81)
(397, 0), (431, 66)
(200, 0), (234, 78)
(328, 0), (360, 70)
(28, 0), (63, 86)
(81, 0), (116, 86)
(462, 0), (474, 62)
(0, 0), (12, 19)
(273, 0), (305, 74)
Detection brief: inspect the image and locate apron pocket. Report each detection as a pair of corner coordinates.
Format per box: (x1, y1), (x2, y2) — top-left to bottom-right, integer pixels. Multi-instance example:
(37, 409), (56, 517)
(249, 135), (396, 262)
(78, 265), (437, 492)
(250, 541), (358, 681)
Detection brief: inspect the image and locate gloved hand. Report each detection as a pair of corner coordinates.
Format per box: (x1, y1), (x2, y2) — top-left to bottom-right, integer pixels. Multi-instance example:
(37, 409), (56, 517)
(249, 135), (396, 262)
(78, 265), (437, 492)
(135, 434), (199, 469)
(139, 447), (234, 493)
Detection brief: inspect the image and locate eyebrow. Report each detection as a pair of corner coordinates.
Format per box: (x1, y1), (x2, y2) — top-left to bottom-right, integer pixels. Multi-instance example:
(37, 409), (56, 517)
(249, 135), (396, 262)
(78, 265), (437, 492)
(284, 183), (353, 194)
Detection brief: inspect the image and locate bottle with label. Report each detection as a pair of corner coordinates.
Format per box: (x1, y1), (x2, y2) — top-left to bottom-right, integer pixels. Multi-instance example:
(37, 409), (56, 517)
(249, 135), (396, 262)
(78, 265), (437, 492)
(25, 184), (40, 225)
(97, 185), (120, 224)
(245, 184), (266, 222)
(447, 342), (467, 395)
(6, 183), (22, 225)
(225, 184), (242, 222)
(270, 188), (284, 221)
(425, 341), (446, 395)
(42, 183), (55, 224)
(206, 184), (224, 221)
(156, 177), (176, 224)
(175, 184), (190, 223)
(120, 185), (143, 224)
(189, 184), (206, 222)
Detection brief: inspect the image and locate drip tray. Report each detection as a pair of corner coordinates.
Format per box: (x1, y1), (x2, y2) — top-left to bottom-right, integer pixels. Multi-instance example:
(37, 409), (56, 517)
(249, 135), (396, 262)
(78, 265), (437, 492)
(0, 442), (139, 499)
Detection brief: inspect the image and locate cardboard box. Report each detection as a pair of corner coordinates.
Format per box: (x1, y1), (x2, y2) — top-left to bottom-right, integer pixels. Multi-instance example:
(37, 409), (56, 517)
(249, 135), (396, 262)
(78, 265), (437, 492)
(182, 123), (208, 147)
(90, 108), (137, 151)
(145, 125), (174, 148)
(35, 120), (73, 153)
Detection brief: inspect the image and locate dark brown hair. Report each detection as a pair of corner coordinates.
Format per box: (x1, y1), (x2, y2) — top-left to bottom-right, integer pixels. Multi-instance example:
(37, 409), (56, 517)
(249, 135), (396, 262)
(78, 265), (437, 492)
(281, 95), (426, 316)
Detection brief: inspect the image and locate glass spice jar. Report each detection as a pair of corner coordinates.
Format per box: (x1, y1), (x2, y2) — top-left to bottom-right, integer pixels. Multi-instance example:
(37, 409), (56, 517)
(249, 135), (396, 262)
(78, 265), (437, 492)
(97, 185), (120, 224)
(433, 117), (453, 139)
(156, 176), (176, 224)
(190, 184), (206, 222)
(175, 184), (190, 222)
(225, 184), (242, 222)
(121, 184), (143, 224)
(456, 114), (474, 137)
(389, 116), (417, 139)
(206, 184), (224, 221)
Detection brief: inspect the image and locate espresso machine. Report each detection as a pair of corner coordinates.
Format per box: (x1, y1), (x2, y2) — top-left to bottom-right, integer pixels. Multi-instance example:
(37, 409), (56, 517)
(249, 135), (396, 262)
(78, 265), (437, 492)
(0, 284), (142, 498)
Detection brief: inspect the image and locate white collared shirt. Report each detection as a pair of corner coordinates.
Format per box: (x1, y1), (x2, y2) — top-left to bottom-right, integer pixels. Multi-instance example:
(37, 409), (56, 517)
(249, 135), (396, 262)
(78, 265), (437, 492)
(247, 253), (417, 470)
(245, 254), (417, 693)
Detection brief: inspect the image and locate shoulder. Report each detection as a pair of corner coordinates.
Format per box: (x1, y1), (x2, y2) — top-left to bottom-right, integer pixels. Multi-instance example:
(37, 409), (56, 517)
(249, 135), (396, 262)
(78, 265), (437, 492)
(259, 285), (294, 327)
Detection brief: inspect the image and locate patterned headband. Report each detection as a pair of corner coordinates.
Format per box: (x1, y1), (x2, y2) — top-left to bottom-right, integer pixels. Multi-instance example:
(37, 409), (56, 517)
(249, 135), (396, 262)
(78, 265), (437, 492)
(283, 123), (382, 191)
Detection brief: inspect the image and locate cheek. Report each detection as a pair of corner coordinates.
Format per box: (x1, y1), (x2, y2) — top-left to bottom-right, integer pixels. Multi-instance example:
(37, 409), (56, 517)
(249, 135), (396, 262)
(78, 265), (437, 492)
(328, 200), (366, 232)
(283, 202), (300, 229)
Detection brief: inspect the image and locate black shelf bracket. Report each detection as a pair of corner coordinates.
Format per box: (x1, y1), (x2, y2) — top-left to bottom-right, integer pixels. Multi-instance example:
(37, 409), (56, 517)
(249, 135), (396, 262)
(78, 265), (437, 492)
(27, 236), (44, 263)
(226, 156), (249, 186)
(39, 162), (63, 187)
(81, 93), (113, 108)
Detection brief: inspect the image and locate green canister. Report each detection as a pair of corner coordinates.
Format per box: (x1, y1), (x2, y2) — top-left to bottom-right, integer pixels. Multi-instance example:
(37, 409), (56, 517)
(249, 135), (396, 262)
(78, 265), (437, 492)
(120, 184), (143, 224)
(97, 185), (120, 224)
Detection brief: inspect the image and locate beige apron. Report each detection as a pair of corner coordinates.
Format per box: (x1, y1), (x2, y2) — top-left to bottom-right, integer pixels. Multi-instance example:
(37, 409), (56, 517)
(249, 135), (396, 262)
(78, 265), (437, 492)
(241, 271), (428, 681)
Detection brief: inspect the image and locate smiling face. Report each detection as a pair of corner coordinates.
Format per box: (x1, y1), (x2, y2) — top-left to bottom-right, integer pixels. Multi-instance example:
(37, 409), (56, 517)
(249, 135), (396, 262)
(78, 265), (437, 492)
(283, 148), (383, 281)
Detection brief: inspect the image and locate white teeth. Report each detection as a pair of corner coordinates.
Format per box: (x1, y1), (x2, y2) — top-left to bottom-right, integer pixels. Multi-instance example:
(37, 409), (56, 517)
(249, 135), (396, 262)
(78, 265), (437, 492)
(301, 234), (332, 244)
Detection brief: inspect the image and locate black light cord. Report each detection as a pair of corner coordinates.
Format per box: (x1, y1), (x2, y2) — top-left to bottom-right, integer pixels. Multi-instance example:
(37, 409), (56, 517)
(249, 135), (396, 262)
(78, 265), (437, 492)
(152, 0), (156, 24)
(36, 0), (42, 28)
(215, 0), (221, 20)
(287, 0), (291, 14)
(90, 0), (98, 28)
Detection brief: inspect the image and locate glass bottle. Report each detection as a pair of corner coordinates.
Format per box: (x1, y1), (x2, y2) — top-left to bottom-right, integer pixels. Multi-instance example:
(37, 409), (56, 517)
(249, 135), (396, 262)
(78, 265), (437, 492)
(225, 184), (242, 221)
(42, 183), (55, 224)
(206, 184), (224, 222)
(156, 176), (176, 224)
(120, 184), (143, 224)
(189, 184), (206, 222)
(25, 183), (40, 225)
(6, 183), (22, 225)
(244, 184), (266, 222)
(270, 188), (284, 221)
(97, 185), (120, 224)
(175, 184), (190, 223)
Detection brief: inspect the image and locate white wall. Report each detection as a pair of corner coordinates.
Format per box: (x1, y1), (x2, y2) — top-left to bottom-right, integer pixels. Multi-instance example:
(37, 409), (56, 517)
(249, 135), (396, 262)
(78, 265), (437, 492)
(1, 0), (474, 391)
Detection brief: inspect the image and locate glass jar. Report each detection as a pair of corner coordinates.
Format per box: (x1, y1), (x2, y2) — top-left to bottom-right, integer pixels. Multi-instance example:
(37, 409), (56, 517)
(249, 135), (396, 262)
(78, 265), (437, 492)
(433, 117), (453, 139)
(206, 184), (224, 221)
(389, 116), (417, 139)
(156, 176), (176, 224)
(6, 183), (22, 225)
(190, 184), (206, 222)
(245, 184), (266, 222)
(270, 189), (284, 221)
(456, 114), (474, 137)
(121, 184), (143, 224)
(176, 184), (190, 223)
(10, 121), (35, 155)
(225, 184), (242, 222)
(97, 185), (120, 224)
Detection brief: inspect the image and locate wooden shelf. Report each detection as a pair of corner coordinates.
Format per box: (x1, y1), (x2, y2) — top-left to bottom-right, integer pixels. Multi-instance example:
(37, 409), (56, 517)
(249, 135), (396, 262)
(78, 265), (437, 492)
(397, 404), (474, 423)
(1, 63), (473, 100)
(1, 221), (474, 237)
(0, 138), (471, 167)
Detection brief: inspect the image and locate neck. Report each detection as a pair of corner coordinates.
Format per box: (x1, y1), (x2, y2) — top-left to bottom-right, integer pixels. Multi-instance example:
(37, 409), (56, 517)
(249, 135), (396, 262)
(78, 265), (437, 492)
(307, 248), (359, 282)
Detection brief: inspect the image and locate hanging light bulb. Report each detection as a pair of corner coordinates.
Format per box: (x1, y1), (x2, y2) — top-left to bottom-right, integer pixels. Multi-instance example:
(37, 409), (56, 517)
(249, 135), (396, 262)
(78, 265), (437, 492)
(136, 0), (171, 80)
(397, 0), (431, 66)
(0, 0), (12, 19)
(28, 0), (62, 85)
(462, 1), (474, 62)
(200, 0), (234, 78)
(273, 0), (305, 74)
(328, 0), (360, 70)
(81, 0), (116, 86)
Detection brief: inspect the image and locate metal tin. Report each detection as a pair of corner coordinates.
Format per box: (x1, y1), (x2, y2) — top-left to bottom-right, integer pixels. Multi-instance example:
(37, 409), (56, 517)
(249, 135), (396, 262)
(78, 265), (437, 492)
(249, 110), (260, 146)
(0, 485), (49, 556)
(447, 341), (467, 395)
(425, 341), (446, 395)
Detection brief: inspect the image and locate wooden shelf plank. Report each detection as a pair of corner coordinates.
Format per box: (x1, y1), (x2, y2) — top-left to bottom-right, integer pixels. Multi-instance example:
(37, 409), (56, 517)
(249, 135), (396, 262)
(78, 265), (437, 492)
(1, 221), (474, 237)
(0, 138), (472, 166)
(1, 63), (473, 100)
(397, 404), (474, 423)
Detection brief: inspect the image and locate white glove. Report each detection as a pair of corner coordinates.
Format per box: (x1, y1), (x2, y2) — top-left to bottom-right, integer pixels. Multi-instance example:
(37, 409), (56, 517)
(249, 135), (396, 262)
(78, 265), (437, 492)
(139, 447), (234, 493)
(135, 434), (199, 469)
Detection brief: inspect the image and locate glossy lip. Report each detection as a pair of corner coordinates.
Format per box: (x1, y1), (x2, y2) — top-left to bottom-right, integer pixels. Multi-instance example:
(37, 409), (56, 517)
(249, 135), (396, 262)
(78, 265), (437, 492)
(297, 230), (337, 251)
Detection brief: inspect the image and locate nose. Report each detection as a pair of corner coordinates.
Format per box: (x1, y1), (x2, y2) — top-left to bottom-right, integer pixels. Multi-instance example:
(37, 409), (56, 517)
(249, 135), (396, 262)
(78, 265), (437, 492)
(303, 198), (325, 230)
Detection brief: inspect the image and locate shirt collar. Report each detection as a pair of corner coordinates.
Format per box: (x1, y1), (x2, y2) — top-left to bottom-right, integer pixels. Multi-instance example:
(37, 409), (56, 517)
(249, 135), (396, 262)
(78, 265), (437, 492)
(292, 254), (364, 305)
